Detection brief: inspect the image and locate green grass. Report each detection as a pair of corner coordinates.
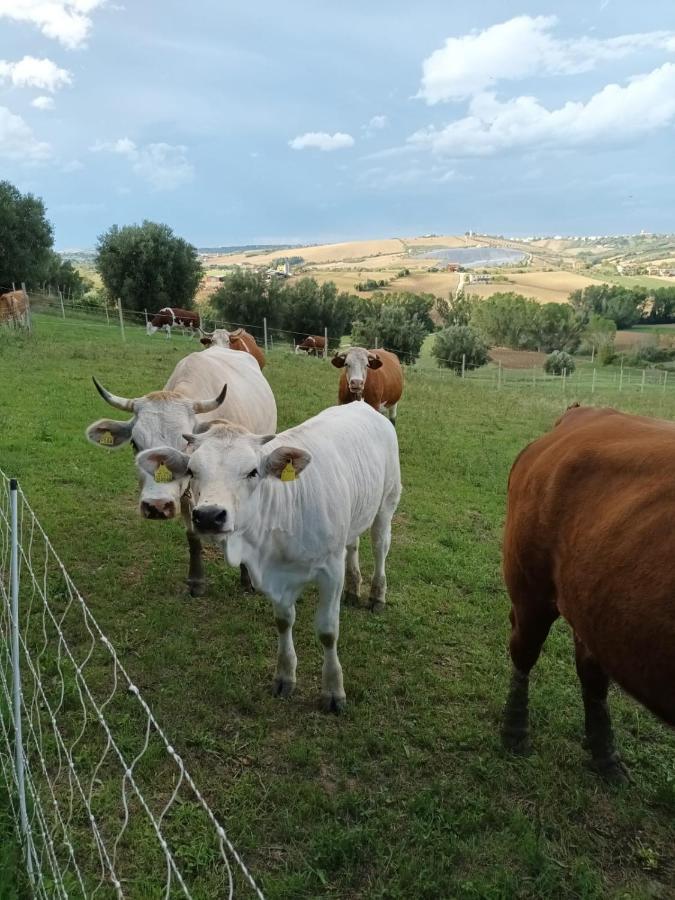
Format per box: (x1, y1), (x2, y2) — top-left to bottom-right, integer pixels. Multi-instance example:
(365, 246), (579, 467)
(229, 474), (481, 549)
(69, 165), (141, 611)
(0, 314), (674, 898)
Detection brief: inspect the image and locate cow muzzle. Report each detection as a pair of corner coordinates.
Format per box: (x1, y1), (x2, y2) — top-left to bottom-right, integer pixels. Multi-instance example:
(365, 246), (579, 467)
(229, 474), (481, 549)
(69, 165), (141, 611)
(192, 505), (228, 533)
(141, 499), (177, 520)
(349, 380), (364, 396)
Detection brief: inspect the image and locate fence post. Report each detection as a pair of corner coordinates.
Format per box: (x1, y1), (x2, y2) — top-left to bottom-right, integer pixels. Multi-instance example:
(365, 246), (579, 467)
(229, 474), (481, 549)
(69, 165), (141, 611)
(10, 480), (34, 882)
(591, 345), (595, 364)
(562, 368), (567, 392)
(11, 281), (16, 292)
(144, 309), (148, 327)
(58, 289), (65, 320)
(592, 367), (597, 394)
(324, 326), (328, 360)
(263, 317), (268, 353)
(619, 357), (624, 392)
(461, 354), (466, 379)
(641, 369), (646, 394)
(497, 361), (502, 390)
(105, 304), (110, 327)
(21, 283), (32, 334)
(532, 366), (536, 389)
(117, 298), (126, 343)
(664, 371), (669, 394)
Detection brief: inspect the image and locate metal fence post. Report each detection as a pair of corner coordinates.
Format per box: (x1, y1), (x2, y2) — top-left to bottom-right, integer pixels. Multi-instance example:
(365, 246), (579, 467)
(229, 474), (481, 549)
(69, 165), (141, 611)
(117, 298), (126, 343)
(263, 317), (268, 353)
(10, 479), (34, 881)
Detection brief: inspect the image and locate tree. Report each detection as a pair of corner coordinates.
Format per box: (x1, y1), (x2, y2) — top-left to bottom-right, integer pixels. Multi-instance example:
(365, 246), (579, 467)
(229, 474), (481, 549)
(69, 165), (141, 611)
(472, 292), (541, 349)
(544, 350), (576, 375)
(536, 303), (583, 353)
(0, 180), (54, 289)
(569, 283), (645, 329)
(281, 278), (356, 345)
(210, 268), (284, 332)
(351, 299), (430, 364)
(43, 255), (92, 298)
(432, 325), (489, 373)
(583, 314), (617, 358)
(437, 292), (473, 327)
(96, 221), (202, 313)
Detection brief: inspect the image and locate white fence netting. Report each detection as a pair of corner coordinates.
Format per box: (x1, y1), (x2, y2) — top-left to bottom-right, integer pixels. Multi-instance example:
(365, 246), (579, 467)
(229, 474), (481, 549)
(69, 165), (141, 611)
(0, 470), (265, 899)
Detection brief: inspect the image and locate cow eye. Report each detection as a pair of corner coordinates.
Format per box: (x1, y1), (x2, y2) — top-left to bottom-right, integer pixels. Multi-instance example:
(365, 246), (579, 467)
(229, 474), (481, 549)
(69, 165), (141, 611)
(246, 468), (258, 479)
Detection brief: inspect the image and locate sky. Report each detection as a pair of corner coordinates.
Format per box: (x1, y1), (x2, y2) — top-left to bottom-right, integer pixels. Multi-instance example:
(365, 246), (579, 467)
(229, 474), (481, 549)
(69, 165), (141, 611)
(2, 0), (675, 248)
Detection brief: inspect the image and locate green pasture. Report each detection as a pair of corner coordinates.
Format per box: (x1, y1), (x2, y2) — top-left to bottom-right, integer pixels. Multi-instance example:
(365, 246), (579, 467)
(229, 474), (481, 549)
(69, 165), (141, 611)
(0, 314), (673, 898)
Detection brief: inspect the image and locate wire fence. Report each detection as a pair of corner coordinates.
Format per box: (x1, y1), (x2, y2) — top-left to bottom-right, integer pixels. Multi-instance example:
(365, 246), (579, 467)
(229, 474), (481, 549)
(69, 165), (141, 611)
(0, 471), (266, 899)
(12, 287), (675, 405)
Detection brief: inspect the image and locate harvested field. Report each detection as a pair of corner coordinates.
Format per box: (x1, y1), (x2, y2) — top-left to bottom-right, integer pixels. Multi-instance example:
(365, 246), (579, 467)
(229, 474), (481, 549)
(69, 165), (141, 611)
(469, 270), (598, 304)
(489, 347), (547, 369)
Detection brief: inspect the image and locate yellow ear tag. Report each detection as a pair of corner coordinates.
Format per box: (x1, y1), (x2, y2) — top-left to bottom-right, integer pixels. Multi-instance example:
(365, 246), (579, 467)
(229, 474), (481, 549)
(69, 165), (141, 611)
(154, 463), (173, 483)
(280, 461), (296, 482)
(99, 430), (114, 446)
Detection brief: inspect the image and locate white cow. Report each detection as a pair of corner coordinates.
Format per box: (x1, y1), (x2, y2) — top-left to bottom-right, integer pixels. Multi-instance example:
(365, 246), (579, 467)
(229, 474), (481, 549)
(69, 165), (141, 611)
(136, 402), (401, 711)
(85, 346), (277, 595)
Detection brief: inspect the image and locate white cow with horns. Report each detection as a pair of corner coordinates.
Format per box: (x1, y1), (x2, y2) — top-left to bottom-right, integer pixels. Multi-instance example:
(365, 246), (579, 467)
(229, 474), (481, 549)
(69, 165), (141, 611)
(136, 402), (401, 712)
(85, 346), (277, 595)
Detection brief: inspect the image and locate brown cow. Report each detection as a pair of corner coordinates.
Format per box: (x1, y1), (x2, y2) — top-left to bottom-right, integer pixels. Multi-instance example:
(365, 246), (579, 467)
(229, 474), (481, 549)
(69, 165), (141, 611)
(331, 347), (403, 426)
(199, 328), (265, 368)
(502, 405), (675, 781)
(147, 307), (199, 337)
(0, 290), (29, 327)
(295, 335), (326, 357)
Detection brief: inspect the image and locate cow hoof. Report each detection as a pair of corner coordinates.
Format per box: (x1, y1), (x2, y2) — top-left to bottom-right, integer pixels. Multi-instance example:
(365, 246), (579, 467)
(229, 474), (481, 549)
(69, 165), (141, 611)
(343, 591), (360, 607)
(320, 693), (346, 714)
(187, 580), (206, 598)
(590, 754), (630, 784)
(501, 727), (531, 755)
(368, 599), (386, 613)
(272, 677), (295, 699)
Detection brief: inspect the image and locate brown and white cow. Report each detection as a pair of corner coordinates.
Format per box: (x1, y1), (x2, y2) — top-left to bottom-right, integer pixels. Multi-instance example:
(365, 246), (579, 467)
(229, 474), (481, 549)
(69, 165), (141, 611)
(0, 290), (29, 327)
(331, 347), (403, 426)
(85, 346), (277, 595)
(200, 328), (265, 368)
(147, 307), (200, 337)
(295, 335), (326, 357)
(502, 405), (675, 781)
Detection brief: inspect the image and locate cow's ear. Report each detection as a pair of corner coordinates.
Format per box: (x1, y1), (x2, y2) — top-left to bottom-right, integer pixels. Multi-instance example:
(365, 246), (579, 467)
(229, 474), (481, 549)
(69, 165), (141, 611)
(331, 353), (346, 368)
(200, 337), (213, 347)
(367, 353), (383, 370)
(136, 447), (190, 480)
(86, 418), (133, 449)
(262, 446), (311, 481)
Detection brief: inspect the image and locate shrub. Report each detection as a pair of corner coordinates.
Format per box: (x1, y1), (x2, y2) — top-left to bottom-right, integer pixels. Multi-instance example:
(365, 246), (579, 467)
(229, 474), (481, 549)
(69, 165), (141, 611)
(432, 326), (489, 374)
(544, 350), (576, 375)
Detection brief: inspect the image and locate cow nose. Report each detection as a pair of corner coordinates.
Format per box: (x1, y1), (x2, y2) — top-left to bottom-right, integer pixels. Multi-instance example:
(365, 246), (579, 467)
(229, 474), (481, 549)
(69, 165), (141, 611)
(141, 499), (176, 520)
(192, 505), (227, 531)
(349, 379), (364, 391)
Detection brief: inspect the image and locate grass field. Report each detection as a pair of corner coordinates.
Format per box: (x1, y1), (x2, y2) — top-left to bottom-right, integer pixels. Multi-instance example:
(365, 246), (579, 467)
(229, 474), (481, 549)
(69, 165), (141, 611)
(0, 315), (674, 898)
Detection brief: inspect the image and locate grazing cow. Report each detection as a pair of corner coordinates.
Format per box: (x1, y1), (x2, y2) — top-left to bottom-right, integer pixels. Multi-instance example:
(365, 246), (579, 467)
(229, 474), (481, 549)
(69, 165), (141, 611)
(136, 402), (401, 712)
(85, 347), (277, 596)
(147, 307), (200, 337)
(295, 335), (326, 357)
(200, 328), (265, 369)
(332, 347), (403, 426)
(502, 405), (675, 781)
(0, 290), (29, 327)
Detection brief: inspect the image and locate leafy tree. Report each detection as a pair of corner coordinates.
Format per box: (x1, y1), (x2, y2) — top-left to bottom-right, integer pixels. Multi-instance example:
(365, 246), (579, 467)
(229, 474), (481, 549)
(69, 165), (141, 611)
(536, 303), (583, 353)
(432, 325), (489, 373)
(0, 180), (54, 289)
(96, 221), (202, 313)
(641, 287), (675, 324)
(351, 299), (430, 364)
(437, 292), (473, 327)
(43, 256), (92, 298)
(569, 283), (645, 328)
(281, 278), (356, 346)
(544, 350), (576, 375)
(582, 314), (617, 357)
(211, 268), (284, 330)
(472, 292), (541, 349)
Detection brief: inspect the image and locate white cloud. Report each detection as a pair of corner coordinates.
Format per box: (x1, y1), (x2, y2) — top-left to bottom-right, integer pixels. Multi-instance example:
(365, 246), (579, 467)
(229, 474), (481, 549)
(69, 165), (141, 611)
(409, 63), (675, 157)
(418, 15), (675, 103)
(368, 115), (388, 130)
(0, 56), (71, 91)
(0, 1), (107, 49)
(0, 105), (50, 160)
(289, 131), (354, 151)
(91, 137), (194, 190)
(32, 96), (55, 110)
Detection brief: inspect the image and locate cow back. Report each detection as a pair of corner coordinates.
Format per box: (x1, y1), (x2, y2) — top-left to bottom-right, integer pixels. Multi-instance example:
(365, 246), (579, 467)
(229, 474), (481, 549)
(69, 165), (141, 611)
(229, 329), (266, 369)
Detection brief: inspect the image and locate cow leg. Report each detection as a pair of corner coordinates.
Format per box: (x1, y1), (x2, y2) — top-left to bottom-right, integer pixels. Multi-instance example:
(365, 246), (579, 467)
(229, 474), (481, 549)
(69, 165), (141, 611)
(369, 504), (394, 612)
(239, 563), (255, 593)
(574, 635), (628, 783)
(343, 539), (361, 606)
(316, 562), (346, 713)
(387, 402), (398, 428)
(502, 601), (558, 753)
(186, 531), (205, 597)
(272, 599), (298, 698)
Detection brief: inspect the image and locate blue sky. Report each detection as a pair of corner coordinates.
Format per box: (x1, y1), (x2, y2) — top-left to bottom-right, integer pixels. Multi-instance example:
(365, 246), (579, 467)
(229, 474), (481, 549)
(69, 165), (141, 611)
(2, 1), (675, 247)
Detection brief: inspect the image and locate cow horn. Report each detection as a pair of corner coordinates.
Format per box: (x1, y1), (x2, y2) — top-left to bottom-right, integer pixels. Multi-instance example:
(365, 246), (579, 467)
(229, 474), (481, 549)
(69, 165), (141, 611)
(192, 383), (227, 414)
(199, 327), (214, 336)
(92, 376), (135, 412)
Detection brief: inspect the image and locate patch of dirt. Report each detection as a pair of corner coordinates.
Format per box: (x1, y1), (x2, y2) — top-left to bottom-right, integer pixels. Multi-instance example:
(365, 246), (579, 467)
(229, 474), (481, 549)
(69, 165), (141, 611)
(489, 347), (547, 369)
